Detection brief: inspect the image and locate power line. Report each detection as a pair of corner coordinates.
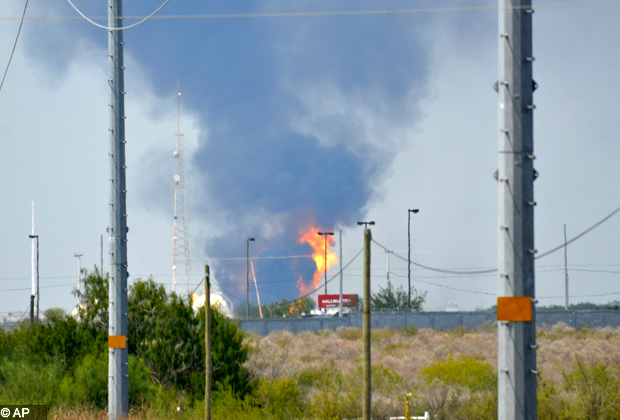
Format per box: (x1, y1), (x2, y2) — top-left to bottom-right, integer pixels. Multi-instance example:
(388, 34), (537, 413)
(6, 1), (620, 22)
(66, 0), (171, 30)
(387, 271), (496, 296)
(539, 291), (620, 299)
(298, 248), (364, 300)
(0, 0), (30, 93)
(0, 282), (75, 292)
(536, 204), (620, 259)
(373, 239), (498, 275)
(372, 203), (620, 275)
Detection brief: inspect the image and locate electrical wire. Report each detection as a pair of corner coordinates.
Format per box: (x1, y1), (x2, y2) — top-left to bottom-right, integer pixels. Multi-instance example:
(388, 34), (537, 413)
(66, 0), (171, 31)
(373, 239), (498, 275)
(535, 204), (620, 259)
(297, 248), (364, 300)
(0, 0), (30, 94)
(539, 291), (620, 299)
(373, 203), (620, 275)
(10, 303), (33, 325)
(388, 271), (496, 296)
(6, 1), (620, 22)
(569, 268), (620, 274)
(0, 282), (75, 292)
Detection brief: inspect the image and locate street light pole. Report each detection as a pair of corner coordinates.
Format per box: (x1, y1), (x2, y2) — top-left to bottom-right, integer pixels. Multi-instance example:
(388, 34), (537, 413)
(407, 209), (419, 310)
(357, 221), (375, 230)
(246, 238), (255, 319)
(317, 232), (334, 296)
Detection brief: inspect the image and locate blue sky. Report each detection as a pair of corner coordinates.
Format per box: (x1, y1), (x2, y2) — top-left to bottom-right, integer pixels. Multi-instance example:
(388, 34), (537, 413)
(1, 0), (620, 314)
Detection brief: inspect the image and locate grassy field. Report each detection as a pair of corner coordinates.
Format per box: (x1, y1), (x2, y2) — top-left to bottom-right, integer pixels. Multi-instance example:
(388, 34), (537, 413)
(47, 322), (620, 419)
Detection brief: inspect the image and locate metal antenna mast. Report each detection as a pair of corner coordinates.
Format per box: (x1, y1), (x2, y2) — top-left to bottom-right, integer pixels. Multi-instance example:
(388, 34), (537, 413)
(497, 0), (537, 419)
(108, 0), (129, 416)
(172, 82), (191, 293)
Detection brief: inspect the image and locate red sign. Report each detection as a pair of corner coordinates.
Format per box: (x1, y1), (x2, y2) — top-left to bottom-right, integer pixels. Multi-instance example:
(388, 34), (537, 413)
(318, 294), (357, 309)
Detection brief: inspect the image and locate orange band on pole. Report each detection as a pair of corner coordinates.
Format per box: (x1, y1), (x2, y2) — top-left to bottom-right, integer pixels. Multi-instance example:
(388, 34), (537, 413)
(108, 335), (126, 348)
(497, 297), (532, 322)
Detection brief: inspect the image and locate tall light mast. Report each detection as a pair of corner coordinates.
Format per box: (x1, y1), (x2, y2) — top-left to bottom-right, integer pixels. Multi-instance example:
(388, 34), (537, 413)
(172, 82), (191, 293)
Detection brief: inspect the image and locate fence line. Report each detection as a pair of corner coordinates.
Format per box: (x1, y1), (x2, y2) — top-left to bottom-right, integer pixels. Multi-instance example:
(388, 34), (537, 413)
(239, 310), (620, 336)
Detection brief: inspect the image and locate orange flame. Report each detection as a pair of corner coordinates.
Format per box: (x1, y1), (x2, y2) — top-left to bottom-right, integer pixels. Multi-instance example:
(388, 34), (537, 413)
(289, 298), (303, 315)
(296, 226), (338, 295)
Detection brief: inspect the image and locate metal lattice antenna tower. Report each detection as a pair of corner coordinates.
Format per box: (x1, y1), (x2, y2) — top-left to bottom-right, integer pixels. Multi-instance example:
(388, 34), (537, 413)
(172, 82), (191, 293)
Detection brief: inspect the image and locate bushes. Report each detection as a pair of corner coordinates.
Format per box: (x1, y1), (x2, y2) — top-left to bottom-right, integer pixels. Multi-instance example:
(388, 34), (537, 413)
(59, 352), (156, 409)
(252, 378), (303, 418)
(0, 269), (253, 414)
(421, 355), (497, 392)
(0, 358), (64, 405)
(563, 357), (620, 419)
(60, 353), (107, 408)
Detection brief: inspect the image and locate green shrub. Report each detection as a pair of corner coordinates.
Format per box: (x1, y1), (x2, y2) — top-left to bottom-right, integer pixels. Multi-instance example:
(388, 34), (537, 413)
(371, 328), (393, 343)
(59, 352), (156, 409)
(537, 375), (566, 420)
(421, 355), (497, 392)
(337, 327), (362, 341)
(563, 357), (620, 419)
(352, 363), (404, 396)
(129, 355), (158, 406)
(0, 358), (64, 405)
(252, 378), (302, 418)
(394, 324), (418, 337)
(61, 352), (107, 408)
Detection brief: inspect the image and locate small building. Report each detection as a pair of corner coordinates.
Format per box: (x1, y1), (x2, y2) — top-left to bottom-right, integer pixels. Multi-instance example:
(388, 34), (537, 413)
(446, 300), (458, 312)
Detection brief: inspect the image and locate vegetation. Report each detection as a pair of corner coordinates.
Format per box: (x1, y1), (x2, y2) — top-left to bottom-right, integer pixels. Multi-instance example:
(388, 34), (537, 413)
(3, 269), (620, 419)
(239, 284), (427, 320)
(0, 269), (251, 414)
(371, 285), (426, 311)
(235, 297), (317, 319)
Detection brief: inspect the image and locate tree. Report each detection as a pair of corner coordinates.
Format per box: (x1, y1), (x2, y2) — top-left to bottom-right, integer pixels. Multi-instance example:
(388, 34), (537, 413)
(128, 278), (201, 390)
(262, 297), (316, 318)
(74, 269), (108, 329)
(198, 304), (252, 397)
(126, 277), (253, 398)
(371, 285), (426, 311)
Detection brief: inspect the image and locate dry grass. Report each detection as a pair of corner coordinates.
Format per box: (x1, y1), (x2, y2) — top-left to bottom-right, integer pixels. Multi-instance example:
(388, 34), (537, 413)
(48, 324), (620, 419)
(245, 324), (620, 391)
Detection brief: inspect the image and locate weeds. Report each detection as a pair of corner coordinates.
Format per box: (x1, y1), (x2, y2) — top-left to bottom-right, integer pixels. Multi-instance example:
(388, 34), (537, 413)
(7, 311), (620, 419)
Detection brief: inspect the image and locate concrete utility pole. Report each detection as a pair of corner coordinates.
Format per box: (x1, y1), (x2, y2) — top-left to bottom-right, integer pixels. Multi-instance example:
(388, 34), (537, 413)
(407, 209), (419, 310)
(74, 253), (84, 307)
(564, 224), (569, 310)
(107, 0), (129, 416)
(385, 249), (392, 292)
(339, 229), (343, 318)
(362, 228), (372, 420)
(497, 0), (537, 419)
(204, 265), (211, 420)
(101, 234), (104, 276)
